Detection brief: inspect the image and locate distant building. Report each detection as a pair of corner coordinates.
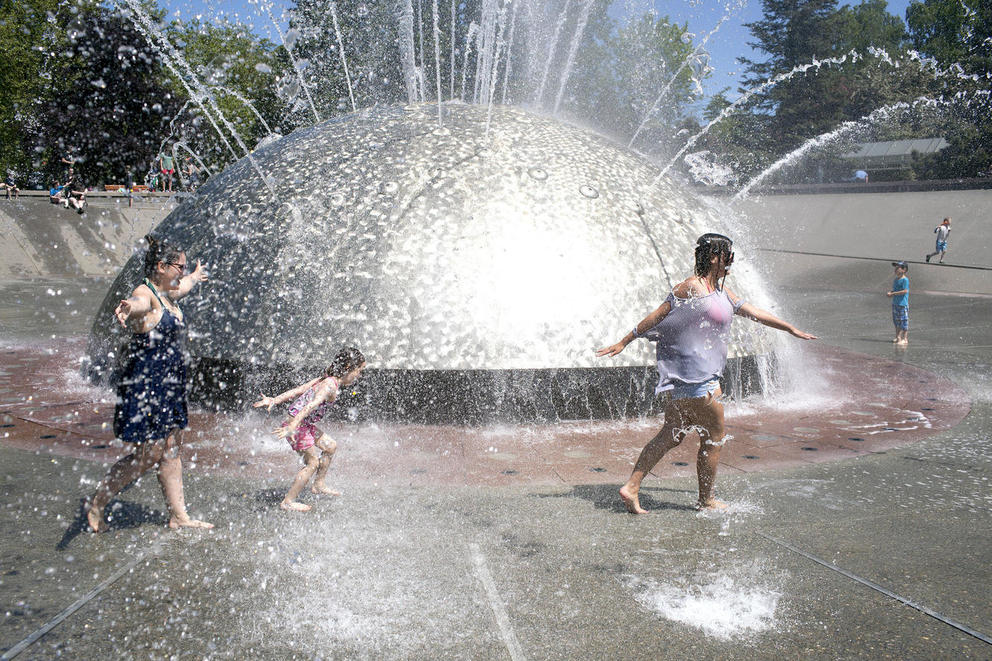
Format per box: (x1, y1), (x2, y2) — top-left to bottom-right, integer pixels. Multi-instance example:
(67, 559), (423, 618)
(841, 137), (949, 173)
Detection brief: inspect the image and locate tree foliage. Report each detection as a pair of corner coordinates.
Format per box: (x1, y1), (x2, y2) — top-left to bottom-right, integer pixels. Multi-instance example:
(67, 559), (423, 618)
(721, 0), (991, 183)
(564, 9), (699, 153)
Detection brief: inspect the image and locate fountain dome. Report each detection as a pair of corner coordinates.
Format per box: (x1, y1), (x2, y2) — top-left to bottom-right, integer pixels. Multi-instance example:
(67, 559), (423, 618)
(87, 103), (768, 422)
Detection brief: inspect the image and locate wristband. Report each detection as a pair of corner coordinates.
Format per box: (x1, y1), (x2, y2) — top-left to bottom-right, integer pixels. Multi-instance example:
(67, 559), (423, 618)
(631, 327), (641, 339)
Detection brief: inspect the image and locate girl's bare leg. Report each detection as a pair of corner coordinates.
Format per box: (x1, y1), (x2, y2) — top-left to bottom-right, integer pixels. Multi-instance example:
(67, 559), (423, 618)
(87, 441), (164, 532)
(282, 447), (320, 512)
(159, 431), (213, 529)
(620, 402), (688, 514)
(691, 392), (728, 509)
(311, 437), (340, 496)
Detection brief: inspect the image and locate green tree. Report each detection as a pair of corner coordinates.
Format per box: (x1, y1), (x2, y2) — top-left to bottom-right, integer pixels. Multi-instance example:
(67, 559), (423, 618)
(289, 0), (416, 121)
(0, 0), (61, 184)
(167, 19), (289, 171)
(906, 0), (992, 178)
(563, 9), (701, 153)
(907, 0), (992, 75)
(25, 0), (183, 186)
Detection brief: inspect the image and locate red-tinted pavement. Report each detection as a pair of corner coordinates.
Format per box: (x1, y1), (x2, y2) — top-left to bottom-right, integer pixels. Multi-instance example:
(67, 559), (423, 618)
(0, 338), (970, 487)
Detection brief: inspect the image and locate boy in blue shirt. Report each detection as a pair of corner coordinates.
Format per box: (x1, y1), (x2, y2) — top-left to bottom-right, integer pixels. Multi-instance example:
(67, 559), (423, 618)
(887, 261), (910, 345)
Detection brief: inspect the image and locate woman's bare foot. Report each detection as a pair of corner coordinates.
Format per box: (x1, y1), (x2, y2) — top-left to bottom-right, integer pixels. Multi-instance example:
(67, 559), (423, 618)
(86, 504), (108, 533)
(897, 339), (908, 346)
(619, 485), (649, 514)
(280, 500), (312, 512)
(168, 516), (214, 529)
(311, 484), (341, 496)
(696, 498), (729, 511)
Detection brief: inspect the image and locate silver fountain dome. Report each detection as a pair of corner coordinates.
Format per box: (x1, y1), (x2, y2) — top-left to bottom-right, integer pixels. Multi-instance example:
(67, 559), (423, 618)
(88, 103), (767, 423)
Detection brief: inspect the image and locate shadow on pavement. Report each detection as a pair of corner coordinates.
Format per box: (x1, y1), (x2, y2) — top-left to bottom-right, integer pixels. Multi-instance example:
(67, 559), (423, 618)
(57, 498), (167, 550)
(537, 484), (696, 513)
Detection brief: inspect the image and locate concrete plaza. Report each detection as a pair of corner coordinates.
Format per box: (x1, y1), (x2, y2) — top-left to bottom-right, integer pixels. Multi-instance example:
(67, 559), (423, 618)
(1, 193), (990, 659)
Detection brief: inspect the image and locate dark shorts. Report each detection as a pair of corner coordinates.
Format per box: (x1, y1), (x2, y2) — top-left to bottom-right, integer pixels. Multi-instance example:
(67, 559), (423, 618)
(892, 304), (909, 330)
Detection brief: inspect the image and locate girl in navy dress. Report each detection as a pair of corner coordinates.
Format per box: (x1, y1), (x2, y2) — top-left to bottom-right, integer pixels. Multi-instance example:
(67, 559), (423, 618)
(86, 235), (212, 532)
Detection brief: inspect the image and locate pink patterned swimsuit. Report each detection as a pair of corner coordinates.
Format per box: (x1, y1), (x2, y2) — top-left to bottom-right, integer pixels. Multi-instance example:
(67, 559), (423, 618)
(283, 377), (338, 452)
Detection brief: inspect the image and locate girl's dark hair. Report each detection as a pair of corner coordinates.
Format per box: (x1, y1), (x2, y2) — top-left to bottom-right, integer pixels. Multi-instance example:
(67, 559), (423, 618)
(324, 347), (366, 378)
(143, 234), (184, 278)
(694, 233), (733, 277)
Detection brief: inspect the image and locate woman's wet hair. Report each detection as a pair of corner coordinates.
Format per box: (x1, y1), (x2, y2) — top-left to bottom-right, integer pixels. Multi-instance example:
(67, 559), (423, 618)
(142, 234), (184, 278)
(694, 233), (733, 276)
(324, 347), (366, 378)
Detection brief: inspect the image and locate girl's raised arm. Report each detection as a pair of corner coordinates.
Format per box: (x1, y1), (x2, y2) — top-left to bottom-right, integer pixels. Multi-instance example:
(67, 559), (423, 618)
(253, 377), (321, 411)
(596, 300), (673, 357)
(273, 379), (339, 438)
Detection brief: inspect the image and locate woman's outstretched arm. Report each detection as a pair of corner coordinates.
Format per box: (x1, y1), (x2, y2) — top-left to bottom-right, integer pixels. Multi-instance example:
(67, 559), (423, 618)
(170, 260), (208, 300)
(735, 302), (817, 340)
(596, 300), (673, 357)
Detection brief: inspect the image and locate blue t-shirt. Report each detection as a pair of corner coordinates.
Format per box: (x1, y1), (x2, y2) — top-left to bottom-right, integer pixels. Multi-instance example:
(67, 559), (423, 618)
(892, 276), (909, 306)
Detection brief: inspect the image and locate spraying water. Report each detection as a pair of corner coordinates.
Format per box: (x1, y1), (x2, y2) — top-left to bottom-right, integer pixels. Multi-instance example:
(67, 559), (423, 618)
(399, 0), (419, 104)
(533, 0), (573, 106)
(327, 2), (356, 113)
(627, 13), (733, 148)
(500, 0), (520, 104)
(431, 0), (443, 124)
(551, 0), (595, 114)
(257, 0), (320, 123)
(653, 50), (866, 184)
(460, 22), (480, 101)
(214, 85), (276, 136)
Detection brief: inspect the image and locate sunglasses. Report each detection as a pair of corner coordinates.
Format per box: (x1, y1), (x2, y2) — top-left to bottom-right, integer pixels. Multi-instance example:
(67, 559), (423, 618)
(166, 261), (187, 273)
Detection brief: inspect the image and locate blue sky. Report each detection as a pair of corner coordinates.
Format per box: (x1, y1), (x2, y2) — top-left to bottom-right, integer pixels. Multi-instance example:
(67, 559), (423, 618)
(158, 0), (916, 101)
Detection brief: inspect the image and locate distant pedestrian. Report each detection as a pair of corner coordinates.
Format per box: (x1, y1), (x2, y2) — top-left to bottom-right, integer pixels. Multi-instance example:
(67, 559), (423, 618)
(182, 157), (201, 192)
(158, 150), (175, 192)
(854, 170), (868, 183)
(2, 173), (19, 199)
(49, 180), (64, 205)
(63, 172), (86, 213)
(887, 261), (910, 346)
(60, 154), (75, 181)
(925, 218), (951, 264)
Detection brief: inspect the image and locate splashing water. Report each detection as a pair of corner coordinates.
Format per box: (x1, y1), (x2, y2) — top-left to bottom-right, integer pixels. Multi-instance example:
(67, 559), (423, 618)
(629, 567), (783, 640)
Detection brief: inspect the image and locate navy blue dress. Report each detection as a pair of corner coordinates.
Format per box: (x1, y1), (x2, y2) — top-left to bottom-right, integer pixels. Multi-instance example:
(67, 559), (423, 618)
(113, 284), (189, 444)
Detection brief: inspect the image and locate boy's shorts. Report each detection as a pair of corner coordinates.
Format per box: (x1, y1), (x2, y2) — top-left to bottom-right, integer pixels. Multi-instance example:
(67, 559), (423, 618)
(936, 240), (947, 252)
(892, 304), (909, 330)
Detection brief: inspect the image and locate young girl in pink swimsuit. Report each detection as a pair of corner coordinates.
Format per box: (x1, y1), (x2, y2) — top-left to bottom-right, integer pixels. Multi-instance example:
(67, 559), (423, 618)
(253, 347), (366, 512)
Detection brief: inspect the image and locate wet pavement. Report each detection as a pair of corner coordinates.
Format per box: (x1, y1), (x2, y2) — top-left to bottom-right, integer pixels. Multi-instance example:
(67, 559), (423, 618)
(2, 266), (992, 658)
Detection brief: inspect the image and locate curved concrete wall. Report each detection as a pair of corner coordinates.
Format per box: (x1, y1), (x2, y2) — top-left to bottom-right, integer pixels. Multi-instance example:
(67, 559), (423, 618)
(2, 188), (990, 295)
(0, 194), (171, 279)
(734, 189), (992, 296)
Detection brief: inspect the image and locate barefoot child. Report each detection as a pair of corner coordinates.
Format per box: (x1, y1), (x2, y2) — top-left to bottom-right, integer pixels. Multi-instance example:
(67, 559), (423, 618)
(887, 261), (910, 345)
(253, 347), (366, 512)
